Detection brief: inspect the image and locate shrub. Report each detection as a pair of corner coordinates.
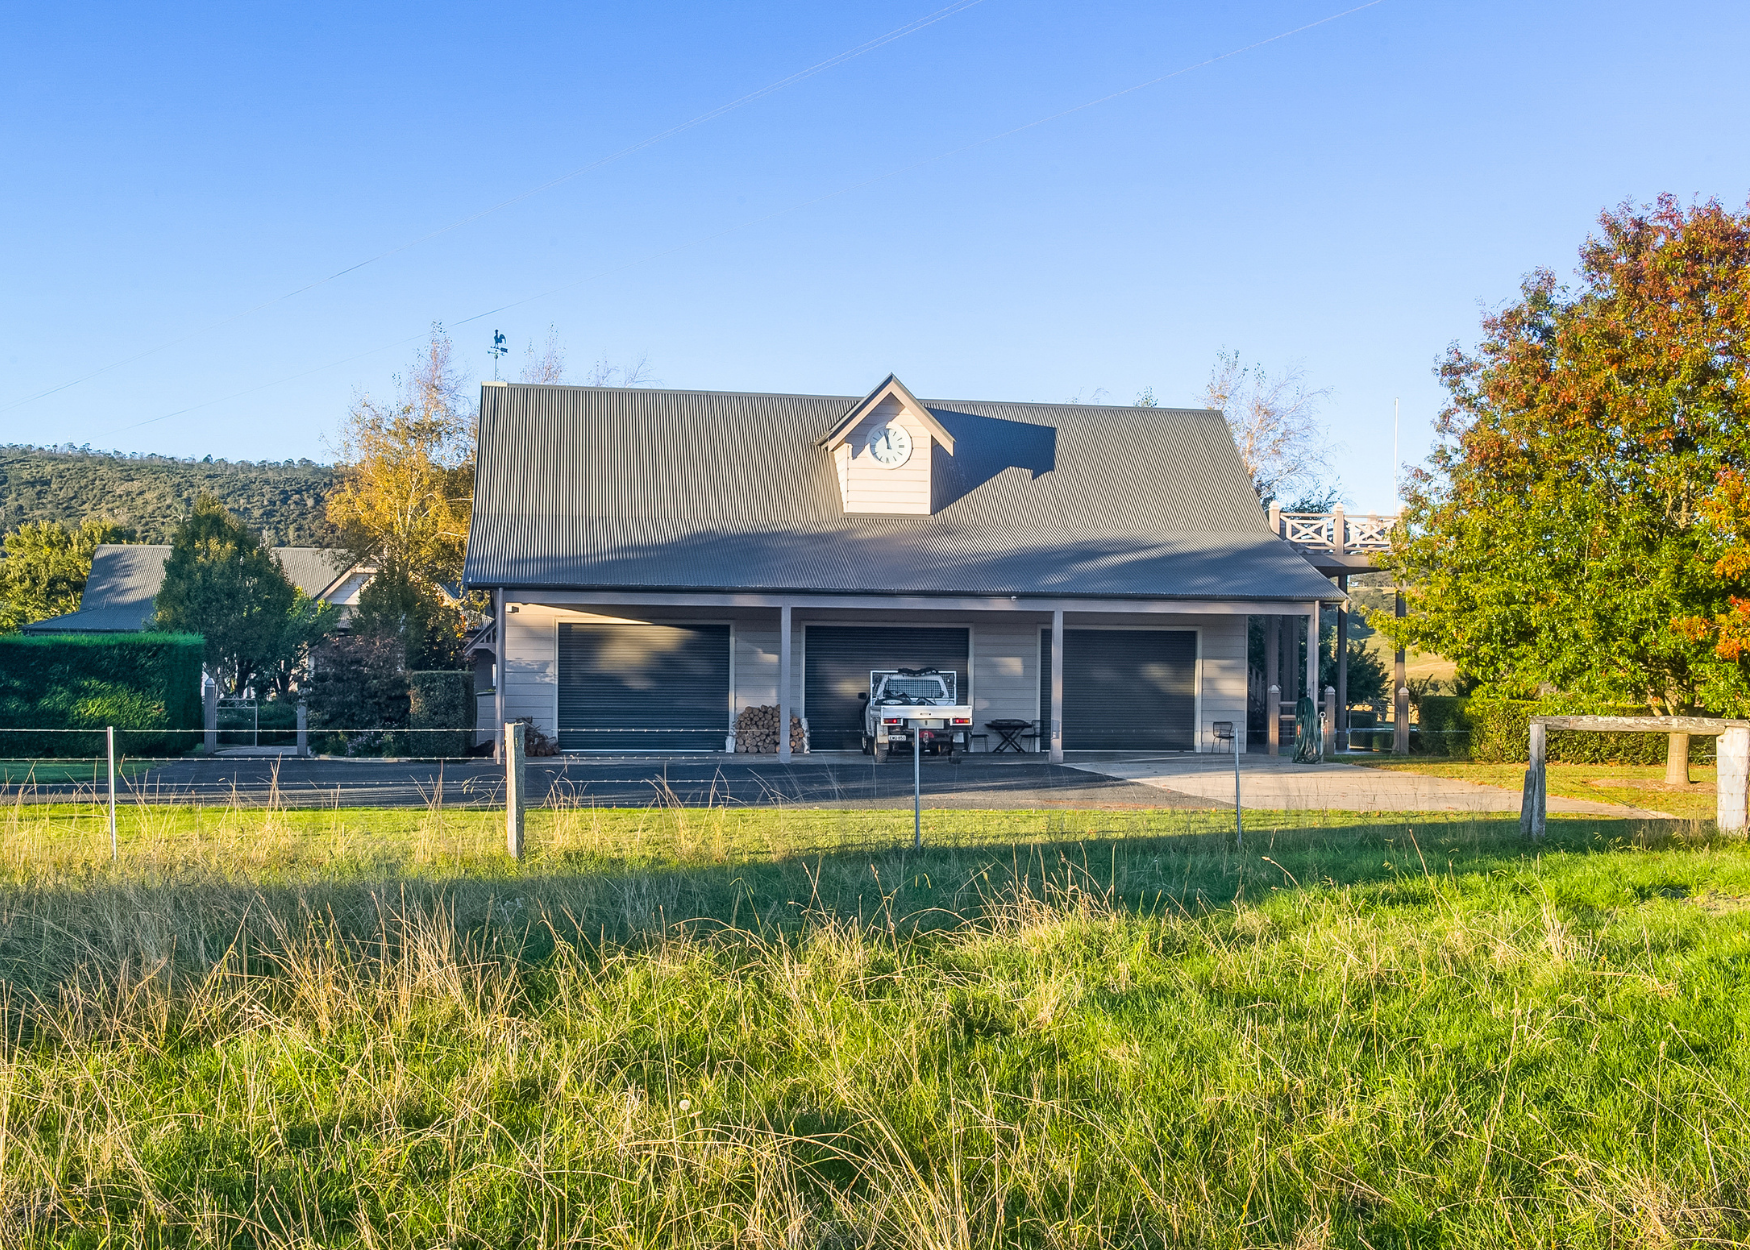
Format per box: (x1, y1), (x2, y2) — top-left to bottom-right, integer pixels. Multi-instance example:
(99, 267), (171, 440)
(0, 633), (203, 756)
(1425, 696), (1716, 765)
(304, 636), (410, 756)
(407, 670), (473, 758)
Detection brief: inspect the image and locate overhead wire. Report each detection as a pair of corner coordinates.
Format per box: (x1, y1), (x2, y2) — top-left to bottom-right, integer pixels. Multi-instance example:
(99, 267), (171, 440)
(0, 0), (992, 418)
(120, 0), (1390, 432)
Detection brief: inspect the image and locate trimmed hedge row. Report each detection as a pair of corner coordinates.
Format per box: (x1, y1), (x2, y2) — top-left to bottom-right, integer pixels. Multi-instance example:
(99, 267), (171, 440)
(408, 670), (473, 758)
(1415, 695), (1715, 764)
(0, 633), (204, 757)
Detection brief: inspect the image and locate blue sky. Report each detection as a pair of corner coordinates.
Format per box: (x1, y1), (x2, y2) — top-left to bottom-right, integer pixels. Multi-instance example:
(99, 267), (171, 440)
(2, 0), (1746, 513)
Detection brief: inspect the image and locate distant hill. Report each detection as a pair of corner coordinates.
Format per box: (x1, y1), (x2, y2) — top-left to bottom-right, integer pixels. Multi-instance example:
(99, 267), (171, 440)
(0, 446), (338, 547)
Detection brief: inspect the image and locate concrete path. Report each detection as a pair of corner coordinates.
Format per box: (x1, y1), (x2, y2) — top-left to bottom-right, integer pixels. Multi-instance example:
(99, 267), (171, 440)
(13, 753), (1206, 810)
(1067, 753), (1673, 817)
(5, 751), (1673, 816)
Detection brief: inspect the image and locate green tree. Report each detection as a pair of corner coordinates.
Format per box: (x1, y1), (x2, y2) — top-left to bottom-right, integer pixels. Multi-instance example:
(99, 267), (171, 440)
(154, 496), (301, 694)
(0, 517), (132, 632)
(1320, 636), (1389, 710)
(349, 563), (466, 671)
(1378, 196), (1750, 778)
(329, 326), (478, 669)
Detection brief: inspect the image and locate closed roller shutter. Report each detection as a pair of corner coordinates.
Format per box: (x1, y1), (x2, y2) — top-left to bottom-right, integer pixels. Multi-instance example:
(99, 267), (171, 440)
(557, 622), (731, 752)
(1039, 629), (1196, 750)
(804, 626), (970, 750)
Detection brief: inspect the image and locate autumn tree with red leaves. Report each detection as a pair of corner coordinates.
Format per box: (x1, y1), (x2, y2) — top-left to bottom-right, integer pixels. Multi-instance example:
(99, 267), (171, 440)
(1377, 196), (1750, 781)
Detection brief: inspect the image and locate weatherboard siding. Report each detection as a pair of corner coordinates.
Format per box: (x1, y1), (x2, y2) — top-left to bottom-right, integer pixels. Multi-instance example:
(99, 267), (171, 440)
(839, 396), (933, 515)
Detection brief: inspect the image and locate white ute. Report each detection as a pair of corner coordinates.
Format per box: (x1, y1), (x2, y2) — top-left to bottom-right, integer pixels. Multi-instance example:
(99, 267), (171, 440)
(859, 669), (974, 762)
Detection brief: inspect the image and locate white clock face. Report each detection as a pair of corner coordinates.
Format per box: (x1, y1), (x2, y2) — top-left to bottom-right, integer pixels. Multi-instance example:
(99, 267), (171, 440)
(866, 422), (913, 468)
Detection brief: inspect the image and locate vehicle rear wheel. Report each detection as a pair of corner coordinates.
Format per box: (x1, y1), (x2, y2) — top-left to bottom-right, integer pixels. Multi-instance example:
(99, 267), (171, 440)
(861, 734), (872, 755)
(873, 738), (888, 763)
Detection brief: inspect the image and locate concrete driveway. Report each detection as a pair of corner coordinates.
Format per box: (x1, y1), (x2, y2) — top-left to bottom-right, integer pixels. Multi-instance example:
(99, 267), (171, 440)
(1070, 753), (1673, 817)
(7, 750), (1672, 817)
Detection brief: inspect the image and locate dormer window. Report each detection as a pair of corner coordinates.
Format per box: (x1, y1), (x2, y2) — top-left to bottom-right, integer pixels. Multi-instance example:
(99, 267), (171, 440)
(816, 374), (955, 515)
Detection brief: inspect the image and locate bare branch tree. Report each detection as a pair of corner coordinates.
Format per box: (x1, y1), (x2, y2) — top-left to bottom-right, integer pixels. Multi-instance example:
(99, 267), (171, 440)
(1205, 350), (1334, 502)
(520, 325), (566, 384)
(585, 353), (657, 388)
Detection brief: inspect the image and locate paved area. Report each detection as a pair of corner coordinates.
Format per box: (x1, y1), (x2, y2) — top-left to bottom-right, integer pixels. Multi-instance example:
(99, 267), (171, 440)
(6, 751), (1675, 817)
(21, 753), (1208, 810)
(1069, 753), (1674, 817)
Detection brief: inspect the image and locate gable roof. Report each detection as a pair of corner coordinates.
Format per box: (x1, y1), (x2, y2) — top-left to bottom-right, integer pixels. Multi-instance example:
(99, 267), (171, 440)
(817, 374), (956, 454)
(21, 544), (356, 634)
(464, 382), (1335, 602)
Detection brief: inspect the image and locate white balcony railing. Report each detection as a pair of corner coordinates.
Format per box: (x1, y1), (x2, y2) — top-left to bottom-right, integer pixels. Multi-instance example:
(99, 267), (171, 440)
(1268, 504), (1397, 554)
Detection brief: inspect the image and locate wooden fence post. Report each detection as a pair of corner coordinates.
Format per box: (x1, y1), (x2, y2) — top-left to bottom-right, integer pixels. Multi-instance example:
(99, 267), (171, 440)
(202, 678), (219, 755)
(1717, 726), (1749, 832)
(504, 721), (526, 859)
(1520, 720), (1547, 840)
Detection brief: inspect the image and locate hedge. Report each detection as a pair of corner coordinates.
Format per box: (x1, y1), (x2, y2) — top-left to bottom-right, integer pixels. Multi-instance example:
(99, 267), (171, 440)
(0, 633), (204, 757)
(1413, 695), (1717, 765)
(407, 670), (473, 758)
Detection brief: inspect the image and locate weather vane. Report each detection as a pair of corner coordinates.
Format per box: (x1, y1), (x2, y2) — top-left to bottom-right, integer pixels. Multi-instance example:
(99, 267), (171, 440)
(489, 329), (509, 380)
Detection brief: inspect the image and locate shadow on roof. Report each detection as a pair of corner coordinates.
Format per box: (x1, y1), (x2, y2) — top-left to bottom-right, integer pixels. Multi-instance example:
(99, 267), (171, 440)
(930, 408), (1057, 510)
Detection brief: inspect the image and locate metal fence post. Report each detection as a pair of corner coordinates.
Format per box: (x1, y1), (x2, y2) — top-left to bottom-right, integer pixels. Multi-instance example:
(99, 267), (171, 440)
(296, 702), (309, 758)
(504, 720), (526, 859)
(1267, 684), (1281, 756)
(107, 725), (117, 863)
(1322, 685), (1336, 759)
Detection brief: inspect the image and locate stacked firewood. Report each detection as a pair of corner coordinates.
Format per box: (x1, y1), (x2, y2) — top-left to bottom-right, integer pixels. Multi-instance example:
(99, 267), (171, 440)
(734, 705), (806, 754)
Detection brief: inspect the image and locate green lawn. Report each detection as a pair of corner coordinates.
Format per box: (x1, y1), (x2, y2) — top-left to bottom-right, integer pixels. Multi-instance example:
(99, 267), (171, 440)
(1353, 757), (1723, 820)
(1, 803), (1747, 1246)
(0, 757), (154, 786)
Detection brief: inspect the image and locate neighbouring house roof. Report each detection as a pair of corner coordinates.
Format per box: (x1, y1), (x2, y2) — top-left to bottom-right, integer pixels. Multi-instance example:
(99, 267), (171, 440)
(462, 381), (1338, 601)
(22, 544), (360, 634)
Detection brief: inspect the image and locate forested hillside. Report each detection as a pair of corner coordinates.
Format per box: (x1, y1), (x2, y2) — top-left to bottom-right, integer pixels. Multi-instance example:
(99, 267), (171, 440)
(0, 446), (337, 546)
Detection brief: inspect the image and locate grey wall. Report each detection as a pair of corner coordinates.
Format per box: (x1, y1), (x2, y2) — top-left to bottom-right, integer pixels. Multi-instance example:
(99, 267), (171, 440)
(502, 601), (1250, 752)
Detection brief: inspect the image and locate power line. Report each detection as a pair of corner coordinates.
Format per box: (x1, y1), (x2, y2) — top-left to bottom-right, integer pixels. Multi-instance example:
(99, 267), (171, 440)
(121, 0), (1389, 433)
(0, 0), (993, 419)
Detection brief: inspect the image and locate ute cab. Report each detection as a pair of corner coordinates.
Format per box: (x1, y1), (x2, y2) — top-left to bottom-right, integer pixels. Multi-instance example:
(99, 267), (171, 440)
(859, 669), (974, 762)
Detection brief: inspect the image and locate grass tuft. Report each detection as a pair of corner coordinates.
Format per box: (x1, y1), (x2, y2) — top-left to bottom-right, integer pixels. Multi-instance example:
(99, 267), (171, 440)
(0, 799), (1746, 1245)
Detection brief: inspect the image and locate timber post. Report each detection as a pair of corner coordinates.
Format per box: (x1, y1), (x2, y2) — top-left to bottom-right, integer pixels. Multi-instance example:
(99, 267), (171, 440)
(202, 678), (218, 756)
(1049, 609), (1064, 763)
(777, 603), (793, 763)
(295, 702), (308, 758)
(1392, 589), (1409, 754)
(1335, 574), (1349, 751)
(1264, 617), (1280, 753)
(493, 589), (507, 763)
(504, 720), (526, 859)
(1718, 727), (1749, 832)
(1519, 720), (1547, 840)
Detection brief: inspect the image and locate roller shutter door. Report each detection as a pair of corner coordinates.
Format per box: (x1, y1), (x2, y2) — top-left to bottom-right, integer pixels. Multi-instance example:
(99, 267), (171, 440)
(1039, 629), (1196, 750)
(557, 622), (731, 752)
(804, 626), (970, 750)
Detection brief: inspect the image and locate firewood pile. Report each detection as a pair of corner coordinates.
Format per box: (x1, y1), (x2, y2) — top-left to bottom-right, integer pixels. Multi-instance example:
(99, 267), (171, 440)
(733, 705), (806, 754)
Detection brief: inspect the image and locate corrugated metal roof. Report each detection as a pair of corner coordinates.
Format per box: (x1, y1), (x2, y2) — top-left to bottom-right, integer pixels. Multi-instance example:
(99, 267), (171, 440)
(22, 544), (355, 634)
(462, 383), (1336, 601)
(273, 547), (350, 598)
